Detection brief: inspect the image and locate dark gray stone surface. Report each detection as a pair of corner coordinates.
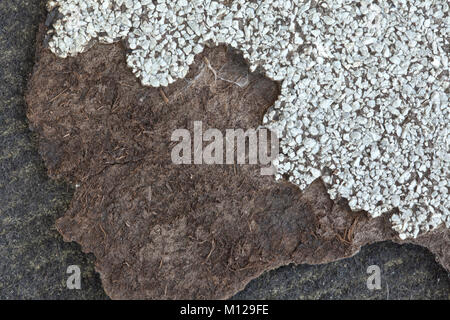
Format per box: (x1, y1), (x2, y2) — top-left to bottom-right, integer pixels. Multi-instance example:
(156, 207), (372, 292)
(235, 241), (450, 299)
(0, 0), (448, 300)
(0, 0), (107, 300)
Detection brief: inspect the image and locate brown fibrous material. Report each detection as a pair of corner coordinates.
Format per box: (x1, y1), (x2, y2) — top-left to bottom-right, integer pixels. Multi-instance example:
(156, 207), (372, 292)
(26, 25), (449, 299)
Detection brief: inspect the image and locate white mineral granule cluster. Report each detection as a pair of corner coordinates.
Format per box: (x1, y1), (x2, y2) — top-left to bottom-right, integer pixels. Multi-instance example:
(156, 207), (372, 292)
(47, 0), (449, 240)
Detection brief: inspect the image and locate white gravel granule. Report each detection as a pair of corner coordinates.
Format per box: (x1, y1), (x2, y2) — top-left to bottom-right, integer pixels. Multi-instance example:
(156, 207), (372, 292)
(46, 0), (449, 240)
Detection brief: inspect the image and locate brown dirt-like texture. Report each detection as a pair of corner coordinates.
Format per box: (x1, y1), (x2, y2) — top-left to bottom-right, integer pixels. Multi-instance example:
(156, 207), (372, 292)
(25, 24), (449, 299)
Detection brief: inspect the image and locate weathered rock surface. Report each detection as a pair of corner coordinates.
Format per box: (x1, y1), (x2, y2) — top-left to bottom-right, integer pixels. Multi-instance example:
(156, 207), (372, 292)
(26, 25), (449, 299)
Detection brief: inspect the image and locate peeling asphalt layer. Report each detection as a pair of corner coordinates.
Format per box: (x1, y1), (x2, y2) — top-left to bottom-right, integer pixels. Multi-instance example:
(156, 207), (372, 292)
(0, 0), (449, 300)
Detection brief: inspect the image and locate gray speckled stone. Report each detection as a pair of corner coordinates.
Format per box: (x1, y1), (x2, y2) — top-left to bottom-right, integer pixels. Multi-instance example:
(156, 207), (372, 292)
(0, 0), (106, 300)
(0, 0), (448, 300)
(235, 241), (450, 300)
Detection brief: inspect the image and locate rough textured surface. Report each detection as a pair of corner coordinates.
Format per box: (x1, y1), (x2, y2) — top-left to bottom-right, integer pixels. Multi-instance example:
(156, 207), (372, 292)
(24, 20), (450, 299)
(45, 0), (450, 240)
(0, 0), (448, 300)
(235, 241), (450, 300)
(0, 0), (107, 299)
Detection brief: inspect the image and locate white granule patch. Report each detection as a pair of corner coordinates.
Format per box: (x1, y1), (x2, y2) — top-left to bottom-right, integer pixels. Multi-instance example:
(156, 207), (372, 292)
(47, 0), (449, 240)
